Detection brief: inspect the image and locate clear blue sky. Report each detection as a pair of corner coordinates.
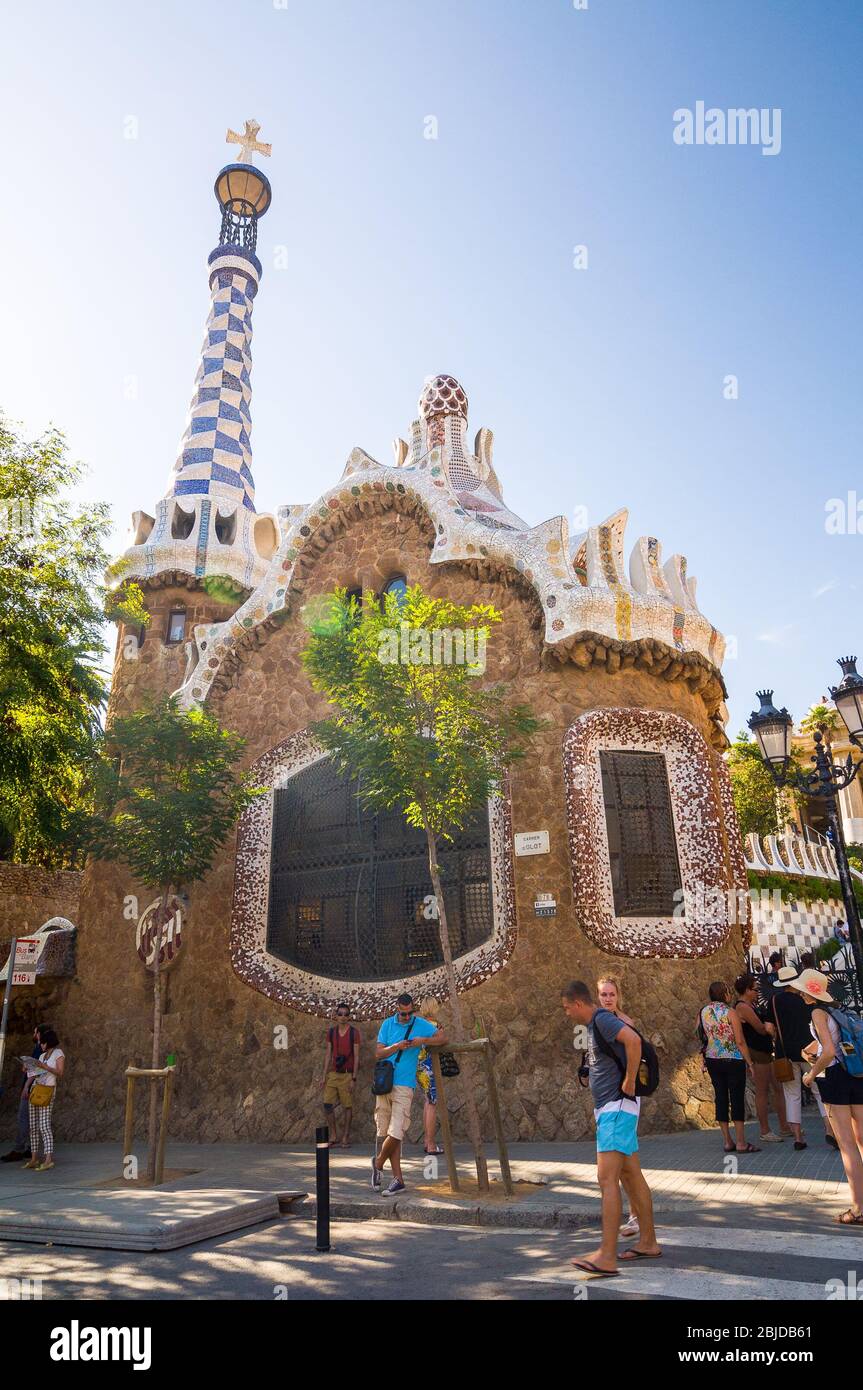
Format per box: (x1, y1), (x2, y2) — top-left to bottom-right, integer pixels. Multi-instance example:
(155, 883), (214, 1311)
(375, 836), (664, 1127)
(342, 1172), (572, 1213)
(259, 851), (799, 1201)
(3, 0), (861, 735)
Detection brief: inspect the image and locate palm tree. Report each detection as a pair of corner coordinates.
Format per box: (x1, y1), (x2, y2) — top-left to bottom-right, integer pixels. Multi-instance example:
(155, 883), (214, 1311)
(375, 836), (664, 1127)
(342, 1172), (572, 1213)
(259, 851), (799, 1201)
(800, 700), (841, 754)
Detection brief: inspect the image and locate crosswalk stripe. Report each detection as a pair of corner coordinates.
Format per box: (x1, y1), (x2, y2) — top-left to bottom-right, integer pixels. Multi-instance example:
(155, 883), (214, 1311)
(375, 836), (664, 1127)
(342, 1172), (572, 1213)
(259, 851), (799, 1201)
(651, 1224), (863, 1263)
(509, 1269), (832, 1301)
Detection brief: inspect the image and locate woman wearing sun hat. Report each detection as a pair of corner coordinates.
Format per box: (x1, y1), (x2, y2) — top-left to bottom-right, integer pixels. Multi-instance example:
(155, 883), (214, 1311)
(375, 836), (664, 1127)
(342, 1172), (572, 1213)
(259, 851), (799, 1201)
(772, 965), (838, 1150)
(790, 968), (863, 1224)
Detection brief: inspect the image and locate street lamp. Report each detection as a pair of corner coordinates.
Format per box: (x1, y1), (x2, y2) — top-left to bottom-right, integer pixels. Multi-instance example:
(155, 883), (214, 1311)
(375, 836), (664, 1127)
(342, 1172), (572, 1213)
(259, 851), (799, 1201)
(748, 658), (863, 1008)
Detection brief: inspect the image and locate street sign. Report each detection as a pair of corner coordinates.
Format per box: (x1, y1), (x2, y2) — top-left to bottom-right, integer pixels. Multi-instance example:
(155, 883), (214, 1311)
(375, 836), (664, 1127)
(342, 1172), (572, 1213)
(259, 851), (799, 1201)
(514, 830), (549, 856)
(11, 939), (39, 986)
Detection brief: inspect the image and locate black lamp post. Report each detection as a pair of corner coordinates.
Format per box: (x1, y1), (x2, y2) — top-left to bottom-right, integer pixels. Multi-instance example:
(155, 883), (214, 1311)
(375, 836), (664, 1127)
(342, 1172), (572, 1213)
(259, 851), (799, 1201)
(748, 658), (863, 1004)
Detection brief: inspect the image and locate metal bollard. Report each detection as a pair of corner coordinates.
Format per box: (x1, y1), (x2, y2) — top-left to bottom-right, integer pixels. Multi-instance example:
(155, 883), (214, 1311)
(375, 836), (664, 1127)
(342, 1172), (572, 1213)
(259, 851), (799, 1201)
(315, 1124), (331, 1252)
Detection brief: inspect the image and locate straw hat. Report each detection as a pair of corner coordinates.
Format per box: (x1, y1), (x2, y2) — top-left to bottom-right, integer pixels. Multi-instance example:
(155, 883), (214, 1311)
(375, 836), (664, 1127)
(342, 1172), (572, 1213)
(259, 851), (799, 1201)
(772, 965), (800, 987)
(787, 968), (835, 1002)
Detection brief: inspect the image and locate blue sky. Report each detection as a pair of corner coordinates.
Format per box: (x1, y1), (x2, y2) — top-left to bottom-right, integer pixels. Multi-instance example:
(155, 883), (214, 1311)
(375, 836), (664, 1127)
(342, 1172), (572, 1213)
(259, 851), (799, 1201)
(3, 0), (861, 734)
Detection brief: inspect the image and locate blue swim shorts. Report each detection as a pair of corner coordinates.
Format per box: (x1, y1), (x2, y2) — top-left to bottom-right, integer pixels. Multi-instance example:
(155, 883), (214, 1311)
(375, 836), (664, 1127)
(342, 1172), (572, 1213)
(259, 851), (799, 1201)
(595, 1106), (639, 1155)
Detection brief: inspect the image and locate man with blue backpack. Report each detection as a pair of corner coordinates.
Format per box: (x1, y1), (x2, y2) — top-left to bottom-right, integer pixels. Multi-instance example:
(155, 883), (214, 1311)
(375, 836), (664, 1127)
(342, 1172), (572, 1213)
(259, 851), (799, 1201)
(790, 968), (863, 1225)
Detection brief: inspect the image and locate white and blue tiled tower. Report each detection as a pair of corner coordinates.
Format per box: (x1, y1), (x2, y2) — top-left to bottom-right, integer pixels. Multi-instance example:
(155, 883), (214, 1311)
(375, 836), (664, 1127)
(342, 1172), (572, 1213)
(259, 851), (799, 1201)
(166, 248), (260, 514)
(122, 122), (279, 593)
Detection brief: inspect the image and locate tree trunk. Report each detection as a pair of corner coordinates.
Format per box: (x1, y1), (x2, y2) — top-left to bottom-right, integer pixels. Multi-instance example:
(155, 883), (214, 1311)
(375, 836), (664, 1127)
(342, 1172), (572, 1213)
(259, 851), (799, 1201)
(146, 885), (169, 1182)
(424, 822), (489, 1191)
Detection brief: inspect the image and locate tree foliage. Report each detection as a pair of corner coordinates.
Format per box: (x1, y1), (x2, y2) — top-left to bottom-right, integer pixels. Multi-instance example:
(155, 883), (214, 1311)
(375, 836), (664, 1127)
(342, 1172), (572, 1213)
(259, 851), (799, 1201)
(726, 730), (806, 841)
(86, 697), (261, 891)
(799, 701), (841, 750)
(302, 587), (541, 842)
(0, 414), (148, 865)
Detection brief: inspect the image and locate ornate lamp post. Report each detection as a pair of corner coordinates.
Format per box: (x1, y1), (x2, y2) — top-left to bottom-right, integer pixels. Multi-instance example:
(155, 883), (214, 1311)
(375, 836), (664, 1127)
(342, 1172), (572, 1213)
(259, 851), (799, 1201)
(748, 658), (863, 1004)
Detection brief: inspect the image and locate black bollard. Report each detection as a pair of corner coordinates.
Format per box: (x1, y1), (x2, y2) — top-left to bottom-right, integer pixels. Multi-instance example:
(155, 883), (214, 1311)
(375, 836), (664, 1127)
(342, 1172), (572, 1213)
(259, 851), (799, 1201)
(315, 1124), (331, 1252)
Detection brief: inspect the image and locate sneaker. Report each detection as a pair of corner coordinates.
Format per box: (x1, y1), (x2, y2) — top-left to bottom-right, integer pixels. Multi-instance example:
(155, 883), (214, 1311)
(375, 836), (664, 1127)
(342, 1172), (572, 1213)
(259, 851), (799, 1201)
(0, 1151), (27, 1163)
(35, 1160), (54, 1171)
(383, 1179), (406, 1196)
(370, 1156), (382, 1191)
(759, 1132), (784, 1143)
(619, 1214), (640, 1238)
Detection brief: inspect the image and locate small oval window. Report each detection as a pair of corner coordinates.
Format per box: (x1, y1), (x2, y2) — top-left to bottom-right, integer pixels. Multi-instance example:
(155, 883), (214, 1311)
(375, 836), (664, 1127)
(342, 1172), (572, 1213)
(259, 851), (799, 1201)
(381, 575), (407, 608)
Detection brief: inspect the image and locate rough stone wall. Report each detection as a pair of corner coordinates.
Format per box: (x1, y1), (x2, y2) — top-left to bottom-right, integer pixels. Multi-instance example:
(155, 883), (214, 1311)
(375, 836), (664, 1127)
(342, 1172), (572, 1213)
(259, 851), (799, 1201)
(110, 580), (243, 718)
(0, 864), (81, 940)
(0, 864), (81, 1135)
(52, 508), (742, 1146)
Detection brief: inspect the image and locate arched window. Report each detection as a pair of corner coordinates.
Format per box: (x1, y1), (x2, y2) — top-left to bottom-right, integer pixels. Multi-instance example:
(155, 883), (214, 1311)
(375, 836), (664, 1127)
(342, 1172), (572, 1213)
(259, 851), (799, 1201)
(381, 574), (408, 608)
(171, 503), (195, 541)
(266, 757), (494, 981)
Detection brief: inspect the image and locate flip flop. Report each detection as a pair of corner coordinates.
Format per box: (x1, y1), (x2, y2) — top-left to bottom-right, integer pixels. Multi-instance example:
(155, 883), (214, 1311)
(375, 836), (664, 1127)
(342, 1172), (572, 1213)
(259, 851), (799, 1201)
(571, 1259), (619, 1279)
(836, 1209), (863, 1225)
(735, 1144), (761, 1153)
(620, 1247), (663, 1261)
(723, 1145), (736, 1154)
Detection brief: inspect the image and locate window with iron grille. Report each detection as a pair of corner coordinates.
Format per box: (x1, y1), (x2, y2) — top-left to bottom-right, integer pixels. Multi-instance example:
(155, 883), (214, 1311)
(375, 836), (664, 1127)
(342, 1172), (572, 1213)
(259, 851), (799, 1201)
(266, 757), (495, 980)
(599, 751), (683, 918)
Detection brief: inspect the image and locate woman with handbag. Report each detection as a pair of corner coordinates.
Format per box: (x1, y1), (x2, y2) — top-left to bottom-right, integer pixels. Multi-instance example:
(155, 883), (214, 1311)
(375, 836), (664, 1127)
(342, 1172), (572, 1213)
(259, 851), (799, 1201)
(735, 973), (793, 1144)
(23, 1027), (65, 1172)
(699, 981), (758, 1153)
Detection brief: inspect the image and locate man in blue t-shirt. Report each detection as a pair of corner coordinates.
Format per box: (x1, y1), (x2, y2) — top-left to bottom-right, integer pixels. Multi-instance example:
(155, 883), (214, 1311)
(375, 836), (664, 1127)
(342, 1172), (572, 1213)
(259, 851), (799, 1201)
(562, 980), (661, 1278)
(372, 993), (446, 1196)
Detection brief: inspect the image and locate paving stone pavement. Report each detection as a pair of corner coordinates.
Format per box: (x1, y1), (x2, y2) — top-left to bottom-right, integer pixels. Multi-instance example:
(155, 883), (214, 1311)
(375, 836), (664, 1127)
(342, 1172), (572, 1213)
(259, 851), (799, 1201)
(0, 1111), (852, 1245)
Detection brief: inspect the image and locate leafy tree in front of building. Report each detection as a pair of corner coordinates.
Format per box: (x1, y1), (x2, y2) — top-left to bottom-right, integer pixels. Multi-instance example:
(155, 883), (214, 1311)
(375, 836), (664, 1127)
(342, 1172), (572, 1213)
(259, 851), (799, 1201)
(0, 414), (148, 866)
(726, 730), (807, 841)
(303, 584), (542, 1187)
(85, 697), (262, 1181)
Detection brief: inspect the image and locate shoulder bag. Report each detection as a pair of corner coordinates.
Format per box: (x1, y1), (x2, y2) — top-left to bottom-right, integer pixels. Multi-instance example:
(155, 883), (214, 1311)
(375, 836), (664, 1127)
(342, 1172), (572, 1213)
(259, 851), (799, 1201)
(771, 998), (794, 1082)
(372, 1017), (416, 1096)
(29, 1050), (57, 1107)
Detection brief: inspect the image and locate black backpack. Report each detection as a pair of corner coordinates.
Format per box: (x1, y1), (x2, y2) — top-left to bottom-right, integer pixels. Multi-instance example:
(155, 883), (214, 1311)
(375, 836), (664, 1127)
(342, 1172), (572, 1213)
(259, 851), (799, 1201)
(592, 1008), (660, 1097)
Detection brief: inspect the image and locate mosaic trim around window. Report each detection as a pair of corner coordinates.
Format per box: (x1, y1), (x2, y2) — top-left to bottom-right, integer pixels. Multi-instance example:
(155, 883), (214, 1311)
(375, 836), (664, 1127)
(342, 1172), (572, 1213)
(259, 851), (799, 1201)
(563, 708), (738, 958)
(230, 729), (517, 1017)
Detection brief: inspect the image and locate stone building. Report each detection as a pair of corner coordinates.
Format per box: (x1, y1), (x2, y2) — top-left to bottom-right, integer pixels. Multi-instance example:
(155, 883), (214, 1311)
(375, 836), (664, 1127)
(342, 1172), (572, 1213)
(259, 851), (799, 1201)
(47, 131), (752, 1144)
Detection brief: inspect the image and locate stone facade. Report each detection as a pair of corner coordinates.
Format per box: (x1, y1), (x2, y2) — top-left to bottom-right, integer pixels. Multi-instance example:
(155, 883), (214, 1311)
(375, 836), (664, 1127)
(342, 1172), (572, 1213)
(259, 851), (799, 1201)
(53, 505), (743, 1145)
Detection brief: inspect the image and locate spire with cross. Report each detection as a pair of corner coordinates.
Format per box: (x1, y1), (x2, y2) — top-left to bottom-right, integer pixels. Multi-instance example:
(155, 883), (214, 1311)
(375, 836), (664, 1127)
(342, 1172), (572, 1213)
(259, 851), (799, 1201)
(225, 119), (272, 167)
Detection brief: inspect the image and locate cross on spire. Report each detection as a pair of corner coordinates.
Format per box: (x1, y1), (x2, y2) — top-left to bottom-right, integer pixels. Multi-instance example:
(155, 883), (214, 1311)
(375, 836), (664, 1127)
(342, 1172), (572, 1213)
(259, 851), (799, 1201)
(226, 119), (272, 166)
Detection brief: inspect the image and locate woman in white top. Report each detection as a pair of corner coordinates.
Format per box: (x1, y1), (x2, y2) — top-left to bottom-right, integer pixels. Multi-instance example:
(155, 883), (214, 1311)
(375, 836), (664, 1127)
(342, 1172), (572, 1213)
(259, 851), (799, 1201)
(790, 970), (863, 1225)
(23, 1026), (65, 1172)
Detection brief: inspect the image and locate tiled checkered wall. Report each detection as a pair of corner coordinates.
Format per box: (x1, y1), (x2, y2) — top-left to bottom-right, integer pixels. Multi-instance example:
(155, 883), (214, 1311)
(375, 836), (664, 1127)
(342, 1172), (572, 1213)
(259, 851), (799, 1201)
(751, 894), (846, 955)
(166, 248), (260, 512)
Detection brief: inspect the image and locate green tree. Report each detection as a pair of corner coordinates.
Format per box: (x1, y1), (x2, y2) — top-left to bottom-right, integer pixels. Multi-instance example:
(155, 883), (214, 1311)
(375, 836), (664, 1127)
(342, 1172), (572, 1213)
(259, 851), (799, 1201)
(303, 585), (541, 1187)
(727, 730), (806, 841)
(0, 415), (147, 865)
(86, 697), (262, 1181)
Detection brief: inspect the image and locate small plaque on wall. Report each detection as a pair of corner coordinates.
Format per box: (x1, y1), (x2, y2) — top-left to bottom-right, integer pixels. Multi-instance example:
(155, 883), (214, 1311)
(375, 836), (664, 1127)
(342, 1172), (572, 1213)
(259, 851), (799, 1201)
(514, 830), (549, 856)
(534, 894), (557, 918)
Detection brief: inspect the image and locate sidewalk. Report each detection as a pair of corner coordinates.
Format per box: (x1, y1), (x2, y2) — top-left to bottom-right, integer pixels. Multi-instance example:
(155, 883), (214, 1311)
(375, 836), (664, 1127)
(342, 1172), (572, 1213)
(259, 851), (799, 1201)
(0, 1114), (848, 1249)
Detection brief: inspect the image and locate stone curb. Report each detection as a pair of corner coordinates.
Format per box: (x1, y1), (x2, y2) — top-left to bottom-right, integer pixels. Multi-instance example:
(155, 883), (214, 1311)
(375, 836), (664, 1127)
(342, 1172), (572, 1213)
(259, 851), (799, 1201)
(309, 1197), (616, 1231)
